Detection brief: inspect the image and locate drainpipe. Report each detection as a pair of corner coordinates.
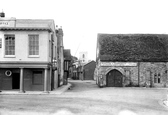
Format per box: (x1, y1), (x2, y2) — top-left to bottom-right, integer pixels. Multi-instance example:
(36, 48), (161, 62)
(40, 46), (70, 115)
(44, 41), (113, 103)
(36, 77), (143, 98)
(138, 62), (140, 87)
(51, 33), (54, 90)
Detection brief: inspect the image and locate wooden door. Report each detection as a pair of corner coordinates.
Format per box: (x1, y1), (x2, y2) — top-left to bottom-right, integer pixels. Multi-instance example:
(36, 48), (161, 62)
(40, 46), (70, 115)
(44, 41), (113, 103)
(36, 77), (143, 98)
(106, 69), (123, 87)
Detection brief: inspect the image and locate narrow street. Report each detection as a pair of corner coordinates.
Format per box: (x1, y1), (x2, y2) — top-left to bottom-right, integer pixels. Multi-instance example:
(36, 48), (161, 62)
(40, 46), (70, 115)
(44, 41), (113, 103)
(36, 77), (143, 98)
(0, 80), (168, 115)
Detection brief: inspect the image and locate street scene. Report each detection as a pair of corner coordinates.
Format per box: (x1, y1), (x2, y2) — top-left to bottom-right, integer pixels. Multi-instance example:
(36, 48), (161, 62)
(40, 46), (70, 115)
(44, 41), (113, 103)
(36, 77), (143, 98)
(1, 0), (168, 115)
(0, 80), (168, 115)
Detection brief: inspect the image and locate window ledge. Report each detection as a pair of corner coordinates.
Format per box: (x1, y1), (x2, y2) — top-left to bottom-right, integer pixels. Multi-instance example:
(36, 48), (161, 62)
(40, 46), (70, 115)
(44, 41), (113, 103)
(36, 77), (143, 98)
(4, 55), (16, 58)
(28, 55), (40, 58)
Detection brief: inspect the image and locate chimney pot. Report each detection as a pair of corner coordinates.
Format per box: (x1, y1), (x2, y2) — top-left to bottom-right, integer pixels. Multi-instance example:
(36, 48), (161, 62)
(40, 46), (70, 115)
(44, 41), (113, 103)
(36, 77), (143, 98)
(0, 11), (5, 17)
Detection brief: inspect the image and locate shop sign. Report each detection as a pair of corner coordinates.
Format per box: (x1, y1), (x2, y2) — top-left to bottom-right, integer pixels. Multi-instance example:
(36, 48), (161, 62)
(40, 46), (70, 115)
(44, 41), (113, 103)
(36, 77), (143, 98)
(0, 20), (15, 27)
(100, 62), (137, 67)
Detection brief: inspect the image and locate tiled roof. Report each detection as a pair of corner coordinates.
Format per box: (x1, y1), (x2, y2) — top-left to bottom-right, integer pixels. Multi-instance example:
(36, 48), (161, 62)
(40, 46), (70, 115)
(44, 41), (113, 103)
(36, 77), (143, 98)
(97, 34), (168, 62)
(83, 60), (96, 66)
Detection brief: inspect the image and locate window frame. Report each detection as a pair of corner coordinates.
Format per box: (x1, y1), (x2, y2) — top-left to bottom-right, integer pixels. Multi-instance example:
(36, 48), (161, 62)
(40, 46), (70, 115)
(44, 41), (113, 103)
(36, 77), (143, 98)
(154, 73), (161, 83)
(28, 34), (39, 57)
(4, 34), (15, 57)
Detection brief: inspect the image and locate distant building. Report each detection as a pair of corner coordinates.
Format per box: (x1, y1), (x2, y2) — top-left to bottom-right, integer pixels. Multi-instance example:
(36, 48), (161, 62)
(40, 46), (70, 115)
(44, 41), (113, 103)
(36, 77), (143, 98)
(96, 34), (168, 88)
(0, 13), (61, 92)
(56, 26), (64, 87)
(75, 60), (96, 80)
(71, 61), (79, 80)
(79, 52), (88, 64)
(63, 49), (71, 84)
(82, 61), (96, 80)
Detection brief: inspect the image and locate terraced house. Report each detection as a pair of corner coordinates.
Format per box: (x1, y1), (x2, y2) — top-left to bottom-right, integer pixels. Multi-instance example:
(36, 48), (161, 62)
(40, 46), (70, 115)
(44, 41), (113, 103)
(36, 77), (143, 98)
(96, 34), (168, 88)
(0, 12), (60, 92)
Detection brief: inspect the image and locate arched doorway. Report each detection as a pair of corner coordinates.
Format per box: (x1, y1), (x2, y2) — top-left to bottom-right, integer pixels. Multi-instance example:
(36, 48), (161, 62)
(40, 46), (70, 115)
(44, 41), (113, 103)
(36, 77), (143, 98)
(106, 69), (123, 87)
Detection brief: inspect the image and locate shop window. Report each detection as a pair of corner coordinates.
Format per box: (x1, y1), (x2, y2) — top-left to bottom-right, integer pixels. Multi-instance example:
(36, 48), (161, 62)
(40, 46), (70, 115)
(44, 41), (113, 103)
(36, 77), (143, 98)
(33, 71), (42, 85)
(5, 35), (15, 55)
(29, 35), (39, 56)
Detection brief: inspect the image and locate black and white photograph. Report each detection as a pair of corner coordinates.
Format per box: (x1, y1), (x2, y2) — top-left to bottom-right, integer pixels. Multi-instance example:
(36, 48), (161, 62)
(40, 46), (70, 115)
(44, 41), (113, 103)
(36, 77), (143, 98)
(0, 0), (168, 115)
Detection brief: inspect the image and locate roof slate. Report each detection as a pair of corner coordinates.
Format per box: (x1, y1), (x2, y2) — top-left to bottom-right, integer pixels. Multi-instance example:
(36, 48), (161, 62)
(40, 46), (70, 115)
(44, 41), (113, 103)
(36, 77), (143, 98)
(97, 34), (168, 62)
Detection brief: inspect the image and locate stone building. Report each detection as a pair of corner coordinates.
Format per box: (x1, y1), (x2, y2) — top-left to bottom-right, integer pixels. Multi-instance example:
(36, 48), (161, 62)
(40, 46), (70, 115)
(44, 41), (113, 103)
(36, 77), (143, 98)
(63, 49), (71, 84)
(96, 34), (168, 88)
(56, 26), (64, 87)
(79, 52), (88, 63)
(0, 13), (60, 92)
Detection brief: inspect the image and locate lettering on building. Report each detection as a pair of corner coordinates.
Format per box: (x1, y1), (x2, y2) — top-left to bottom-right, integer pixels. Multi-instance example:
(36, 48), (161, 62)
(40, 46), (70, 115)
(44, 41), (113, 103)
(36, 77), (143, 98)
(100, 62), (137, 67)
(0, 22), (8, 25)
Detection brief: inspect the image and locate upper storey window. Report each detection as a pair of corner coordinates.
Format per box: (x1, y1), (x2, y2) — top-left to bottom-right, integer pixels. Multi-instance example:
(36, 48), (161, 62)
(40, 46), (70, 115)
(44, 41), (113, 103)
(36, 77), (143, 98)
(29, 35), (39, 56)
(5, 35), (15, 55)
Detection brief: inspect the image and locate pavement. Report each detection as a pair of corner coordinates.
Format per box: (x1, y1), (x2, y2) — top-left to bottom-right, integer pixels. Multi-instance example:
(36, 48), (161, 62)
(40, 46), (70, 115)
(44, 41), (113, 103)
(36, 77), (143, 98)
(0, 83), (72, 95)
(0, 80), (168, 110)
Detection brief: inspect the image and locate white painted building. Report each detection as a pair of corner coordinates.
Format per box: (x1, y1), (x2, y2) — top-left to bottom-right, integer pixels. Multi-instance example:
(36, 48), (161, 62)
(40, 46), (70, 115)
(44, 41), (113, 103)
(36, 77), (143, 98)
(0, 13), (59, 92)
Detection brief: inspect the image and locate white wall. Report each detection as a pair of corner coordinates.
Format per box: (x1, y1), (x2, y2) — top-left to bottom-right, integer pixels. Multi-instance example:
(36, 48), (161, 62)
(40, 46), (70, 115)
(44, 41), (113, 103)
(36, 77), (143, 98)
(0, 31), (50, 62)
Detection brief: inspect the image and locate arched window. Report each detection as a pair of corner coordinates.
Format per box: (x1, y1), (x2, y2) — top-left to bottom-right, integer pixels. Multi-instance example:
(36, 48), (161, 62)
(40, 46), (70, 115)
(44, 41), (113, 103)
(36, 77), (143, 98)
(154, 74), (157, 83)
(158, 73), (161, 83)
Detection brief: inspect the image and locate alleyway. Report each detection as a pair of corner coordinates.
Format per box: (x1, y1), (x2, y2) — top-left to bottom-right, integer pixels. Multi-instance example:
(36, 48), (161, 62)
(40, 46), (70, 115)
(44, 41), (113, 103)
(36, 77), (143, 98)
(0, 80), (168, 115)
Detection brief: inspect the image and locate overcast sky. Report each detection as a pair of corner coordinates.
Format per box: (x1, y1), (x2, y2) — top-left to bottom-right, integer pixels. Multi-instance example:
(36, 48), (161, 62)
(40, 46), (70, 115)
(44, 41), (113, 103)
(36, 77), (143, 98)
(1, 0), (168, 60)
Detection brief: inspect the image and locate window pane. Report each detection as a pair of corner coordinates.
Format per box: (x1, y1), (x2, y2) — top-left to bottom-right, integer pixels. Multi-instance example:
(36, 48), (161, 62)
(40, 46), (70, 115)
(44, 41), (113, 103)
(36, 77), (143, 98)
(29, 35), (39, 56)
(5, 35), (15, 55)
(158, 78), (160, 83)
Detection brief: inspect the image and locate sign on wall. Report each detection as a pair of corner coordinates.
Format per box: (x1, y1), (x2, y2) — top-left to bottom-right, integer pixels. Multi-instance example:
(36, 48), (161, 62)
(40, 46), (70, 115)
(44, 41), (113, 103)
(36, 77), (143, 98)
(0, 18), (16, 27)
(100, 62), (137, 67)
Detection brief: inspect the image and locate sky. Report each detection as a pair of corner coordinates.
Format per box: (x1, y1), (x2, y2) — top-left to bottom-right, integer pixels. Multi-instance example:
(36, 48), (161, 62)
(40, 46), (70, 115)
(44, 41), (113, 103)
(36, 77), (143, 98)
(1, 0), (168, 61)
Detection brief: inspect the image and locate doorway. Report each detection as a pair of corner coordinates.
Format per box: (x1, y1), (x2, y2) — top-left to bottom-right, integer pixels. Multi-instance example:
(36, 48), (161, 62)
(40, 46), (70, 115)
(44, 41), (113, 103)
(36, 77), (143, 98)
(12, 73), (20, 89)
(106, 69), (123, 87)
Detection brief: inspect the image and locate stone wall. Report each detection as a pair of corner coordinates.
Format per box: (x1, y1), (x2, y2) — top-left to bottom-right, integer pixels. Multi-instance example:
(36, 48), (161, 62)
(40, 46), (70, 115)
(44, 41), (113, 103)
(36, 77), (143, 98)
(97, 62), (168, 87)
(97, 65), (139, 87)
(139, 62), (168, 87)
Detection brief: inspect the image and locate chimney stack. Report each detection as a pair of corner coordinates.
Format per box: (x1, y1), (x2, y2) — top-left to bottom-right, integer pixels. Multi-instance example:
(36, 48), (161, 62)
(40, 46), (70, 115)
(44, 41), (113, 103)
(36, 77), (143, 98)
(0, 11), (5, 17)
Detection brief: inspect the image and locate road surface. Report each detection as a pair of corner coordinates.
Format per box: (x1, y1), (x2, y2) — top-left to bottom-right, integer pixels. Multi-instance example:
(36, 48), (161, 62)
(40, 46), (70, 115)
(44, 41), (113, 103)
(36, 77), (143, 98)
(0, 80), (168, 115)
